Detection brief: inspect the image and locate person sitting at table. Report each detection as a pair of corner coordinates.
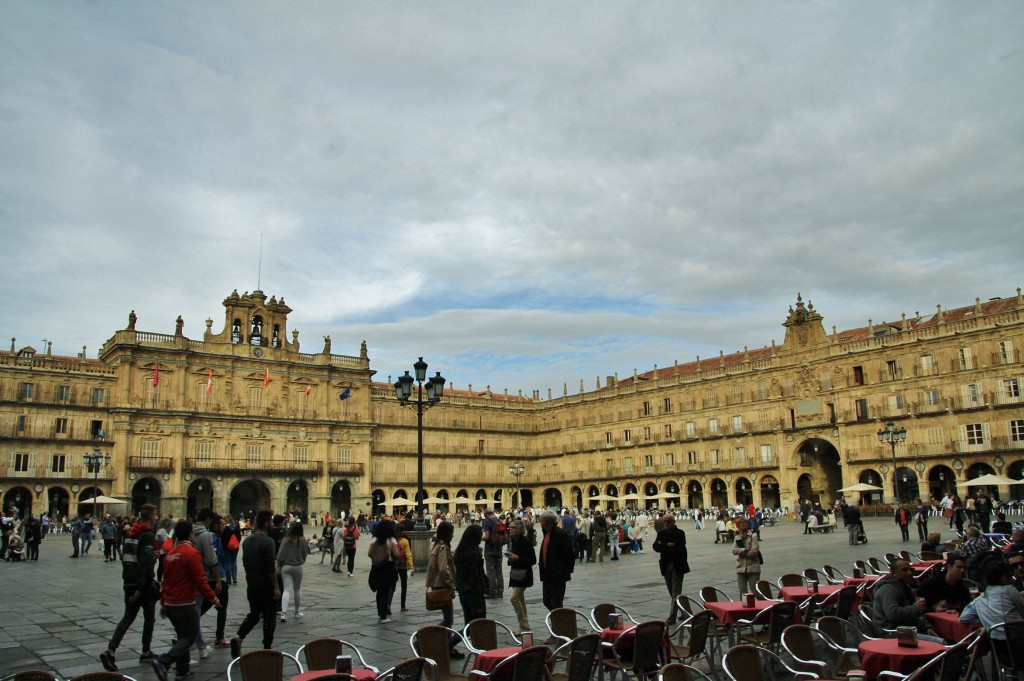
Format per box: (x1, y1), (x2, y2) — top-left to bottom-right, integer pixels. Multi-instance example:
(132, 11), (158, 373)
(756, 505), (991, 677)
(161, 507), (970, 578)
(714, 515), (729, 544)
(1002, 529), (1024, 554)
(872, 559), (942, 641)
(806, 513), (820, 532)
(916, 553), (970, 613)
(1007, 551), (1024, 591)
(920, 532), (950, 556)
(992, 513), (1013, 536)
(958, 525), (991, 559)
(725, 516), (737, 542)
(960, 561), (1024, 664)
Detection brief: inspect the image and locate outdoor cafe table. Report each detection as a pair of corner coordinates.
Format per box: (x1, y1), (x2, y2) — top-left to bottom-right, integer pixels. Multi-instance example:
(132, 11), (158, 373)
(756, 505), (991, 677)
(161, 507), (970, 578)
(779, 584), (844, 602)
(843, 575), (881, 588)
(291, 668), (377, 681)
(925, 611), (980, 643)
(473, 646), (552, 680)
(857, 638), (945, 681)
(705, 600), (800, 647)
(600, 626), (672, 662)
(911, 559), (945, 577)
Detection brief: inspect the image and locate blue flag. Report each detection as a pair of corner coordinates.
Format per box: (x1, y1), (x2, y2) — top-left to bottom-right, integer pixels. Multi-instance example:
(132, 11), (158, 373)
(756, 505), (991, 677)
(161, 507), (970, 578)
(339, 385), (352, 401)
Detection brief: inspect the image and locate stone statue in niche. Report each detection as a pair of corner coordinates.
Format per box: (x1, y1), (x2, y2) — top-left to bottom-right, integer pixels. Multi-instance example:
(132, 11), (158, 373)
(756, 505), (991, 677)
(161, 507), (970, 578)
(128, 310), (137, 330)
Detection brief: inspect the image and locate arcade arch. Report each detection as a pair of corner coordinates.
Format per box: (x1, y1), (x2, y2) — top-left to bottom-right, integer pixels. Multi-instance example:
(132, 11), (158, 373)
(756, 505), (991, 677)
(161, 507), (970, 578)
(229, 479), (271, 520)
(131, 477), (162, 514)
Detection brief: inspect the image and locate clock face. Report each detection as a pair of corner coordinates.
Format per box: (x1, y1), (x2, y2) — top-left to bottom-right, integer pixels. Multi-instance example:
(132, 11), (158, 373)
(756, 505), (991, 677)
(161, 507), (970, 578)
(253, 347), (264, 358)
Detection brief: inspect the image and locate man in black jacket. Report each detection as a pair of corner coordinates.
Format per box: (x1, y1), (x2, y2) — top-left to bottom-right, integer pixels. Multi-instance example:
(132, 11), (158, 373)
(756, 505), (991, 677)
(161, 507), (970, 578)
(100, 504), (158, 671)
(538, 510), (575, 616)
(653, 513), (690, 625)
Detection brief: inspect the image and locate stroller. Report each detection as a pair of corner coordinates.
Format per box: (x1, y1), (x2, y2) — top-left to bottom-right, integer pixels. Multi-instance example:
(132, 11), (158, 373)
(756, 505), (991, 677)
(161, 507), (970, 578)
(855, 523), (868, 544)
(6, 534), (24, 561)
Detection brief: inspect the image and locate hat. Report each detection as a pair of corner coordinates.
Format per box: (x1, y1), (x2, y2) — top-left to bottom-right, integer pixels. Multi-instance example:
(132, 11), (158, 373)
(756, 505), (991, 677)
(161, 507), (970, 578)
(484, 508), (494, 515)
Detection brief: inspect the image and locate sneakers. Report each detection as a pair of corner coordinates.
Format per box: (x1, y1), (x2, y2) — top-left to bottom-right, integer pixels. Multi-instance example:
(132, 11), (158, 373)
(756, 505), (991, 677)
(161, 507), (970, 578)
(347, 572), (353, 577)
(214, 640), (229, 649)
(280, 613), (287, 622)
(189, 659), (199, 667)
(99, 650), (117, 671)
(379, 618), (391, 624)
(296, 611), (304, 618)
(198, 645), (210, 659)
(230, 636), (242, 659)
(139, 652), (159, 662)
(151, 660), (170, 681)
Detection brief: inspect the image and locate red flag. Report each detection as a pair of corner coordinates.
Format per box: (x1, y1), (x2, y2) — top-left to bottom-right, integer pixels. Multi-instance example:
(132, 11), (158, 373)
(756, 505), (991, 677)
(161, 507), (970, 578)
(153, 364), (160, 387)
(304, 380), (312, 398)
(263, 368), (270, 389)
(206, 368), (213, 394)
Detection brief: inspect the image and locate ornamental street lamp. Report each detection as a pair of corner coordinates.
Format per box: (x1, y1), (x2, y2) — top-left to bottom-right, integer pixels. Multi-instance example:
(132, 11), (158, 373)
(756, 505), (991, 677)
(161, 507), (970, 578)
(394, 357), (445, 528)
(508, 461), (526, 509)
(877, 421), (908, 504)
(83, 446), (110, 519)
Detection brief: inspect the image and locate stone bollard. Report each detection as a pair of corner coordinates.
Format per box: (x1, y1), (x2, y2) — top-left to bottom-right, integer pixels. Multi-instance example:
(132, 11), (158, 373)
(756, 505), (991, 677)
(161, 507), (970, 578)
(407, 527), (434, 569)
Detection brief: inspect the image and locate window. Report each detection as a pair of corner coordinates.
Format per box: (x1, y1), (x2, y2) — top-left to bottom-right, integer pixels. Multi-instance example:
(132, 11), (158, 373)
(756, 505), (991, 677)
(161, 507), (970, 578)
(51, 454), (66, 473)
(623, 429), (631, 443)
(56, 385), (71, 401)
(643, 454), (653, 469)
(685, 422), (695, 438)
(195, 441), (213, 462)
(663, 397), (672, 413)
(962, 384), (982, 405)
(141, 440), (160, 460)
(708, 418), (719, 435)
(1011, 420), (1024, 443)
(624, 457), (633, 472)
(959, 347), (974, 371)
(665, 452), (675, 467)
(478, 439), (485, 454)
(756, 381), (768, 400)
(687, 450), (698, 465)
(16, 415), (26, 432)
(999, 341), (1016, 365)
(293, 444), (308, 464)
(605, 458), (614, 473)
(887, 395), (904, 411)
(886, 360), (900, 380)
(246, 443), (263, 467)
(760, 444), (773, 463)
(1004, 379), (1021, 399)
(924, 389), (941, 406)
(91, 388), (104, 405)
(605, 432), (612, 445)
(55, 417), (68, 434)
(642, 401), (651, 416)
(663, 423), (673, 438)
(709, 449), (720, 465)
(13, 452), (29, 472)
(852, 366), (864, 386)
(248, 386), (263, 409)
(19, 382), (34, 399)
(965, 424), (984, 445)
(920, 354), (936, 375)
(334, 447), (352, 464)
(642, 426), (651, 441)
(855, 399), (869, 420)
(91, 420), (104, 438)
(733, 415), (744, 432)
(734, 446), (746, 463)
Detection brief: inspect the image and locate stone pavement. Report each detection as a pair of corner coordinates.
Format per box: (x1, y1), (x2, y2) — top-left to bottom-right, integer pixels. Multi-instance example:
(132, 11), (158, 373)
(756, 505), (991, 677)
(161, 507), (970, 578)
(0, 515), (957, 678)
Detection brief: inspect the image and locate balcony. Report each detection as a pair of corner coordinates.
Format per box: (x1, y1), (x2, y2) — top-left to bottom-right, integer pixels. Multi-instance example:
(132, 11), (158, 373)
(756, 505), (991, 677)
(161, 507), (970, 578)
(183, 457), (322, 474)
(127, 456), (174, 473)
(0, 463), (92, 479)
(327, 462), (365, 476)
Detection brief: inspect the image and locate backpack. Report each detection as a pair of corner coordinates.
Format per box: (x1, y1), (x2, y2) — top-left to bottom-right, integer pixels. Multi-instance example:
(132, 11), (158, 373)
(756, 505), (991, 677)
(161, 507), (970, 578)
(227, 533), (240, 551)
(493, 520), (507, 545)
(343, 529), (356, 548)
(370, 540), (391, 567)
(594, 515), (608, 532)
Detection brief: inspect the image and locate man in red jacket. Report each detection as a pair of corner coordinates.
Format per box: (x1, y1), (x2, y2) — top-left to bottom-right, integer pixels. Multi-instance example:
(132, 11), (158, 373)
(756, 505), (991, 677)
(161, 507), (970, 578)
(151, 520), (220, 681)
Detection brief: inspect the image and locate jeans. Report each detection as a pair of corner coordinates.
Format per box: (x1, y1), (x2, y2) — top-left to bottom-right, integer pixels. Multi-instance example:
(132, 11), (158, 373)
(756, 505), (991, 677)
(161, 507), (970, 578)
(459, 591), (486, 625)
(398, 567), (408, 609)
(847, 524), (860, 545)
(236, 586), (278, 649)
(592, 533), (606, 562)
(70, 534), (80, 557)
(663, 564), (685, 621)
(438, 600), (459, 650)
(108, 585), (156, 653)
(484, 552), (504, 595)
(917, 520), (928, 541)
(159, 605), (196, 675)
(375, 581), (396, 620)
(200, 580), (229, 641)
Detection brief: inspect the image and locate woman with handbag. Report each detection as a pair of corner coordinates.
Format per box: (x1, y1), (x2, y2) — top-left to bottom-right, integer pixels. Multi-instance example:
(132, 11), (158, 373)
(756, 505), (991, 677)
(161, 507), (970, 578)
(367, 519), (401, 624)
(507, 520), (536, 635)
(425, 521), (464, 659)
(454, 524), (488, 625)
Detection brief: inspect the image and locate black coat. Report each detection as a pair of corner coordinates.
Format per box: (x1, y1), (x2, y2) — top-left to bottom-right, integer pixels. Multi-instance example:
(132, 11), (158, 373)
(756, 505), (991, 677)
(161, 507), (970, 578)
(539, 526), (575, 584)
(652, 526), (690, 576)
(507, 534), (536, 588)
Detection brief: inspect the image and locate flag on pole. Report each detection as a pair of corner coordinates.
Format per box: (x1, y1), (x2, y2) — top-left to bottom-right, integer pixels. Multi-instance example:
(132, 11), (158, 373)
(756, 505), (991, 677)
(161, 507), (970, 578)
(263, 368), (270, 389)
(153, 364), (160, 387)
(304, 380), (312, 398)
(339, 384), (352, 401)
(206, 368), (213, 394)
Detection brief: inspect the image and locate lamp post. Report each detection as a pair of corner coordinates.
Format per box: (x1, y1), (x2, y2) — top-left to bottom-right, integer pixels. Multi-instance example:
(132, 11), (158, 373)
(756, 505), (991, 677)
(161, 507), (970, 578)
(877, 421), (908, 504)
(508, 461), (526, 509)
(83, 446), (110, 519)
(394, 357), (446, 528)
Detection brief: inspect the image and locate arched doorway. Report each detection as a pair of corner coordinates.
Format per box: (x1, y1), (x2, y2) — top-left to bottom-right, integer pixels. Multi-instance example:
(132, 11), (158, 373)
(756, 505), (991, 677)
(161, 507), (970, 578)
(710, 478), (728, 509)
(759, 476), (780, 508)
(665, 481), (681, 509)
(371, 489), (385, 515)
(795, 438), (842, 504)
(78, 485), (103, 518)
(1008, 461), (1024, 501)
(797, 474), (814, 505)
(332, 480), (353, 516)
(928, 465), (956, 501)
(286, 480), (309, 518)
(643, 482), (659, 510)
(48, 486), (70, 520)
(895, 466), (919, 503)
(436, 489), (450, 514)
(587, 485), (601, 509)
(735, 477), (753, 506)
(230, 479), (271, 521)
(187, 478), (214, 518)
(605, 484), (618, 510)
(3, 486), (31, 519)
(686, 481), (702, 510)
(570, 487), (583, 510)
(965, 462), (996, 479)
(858, 470), (884, 505)
(520, 489), (534, 508)
(131, 478), (162, 514)
(543, 488), (561, 509)
(455, 490), (470, 513)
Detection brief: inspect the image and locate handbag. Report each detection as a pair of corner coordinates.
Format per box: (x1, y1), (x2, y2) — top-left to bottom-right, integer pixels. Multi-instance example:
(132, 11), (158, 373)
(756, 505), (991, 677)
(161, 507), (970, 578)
(426, 587), (452, 611)
(509, 567), (527, 581)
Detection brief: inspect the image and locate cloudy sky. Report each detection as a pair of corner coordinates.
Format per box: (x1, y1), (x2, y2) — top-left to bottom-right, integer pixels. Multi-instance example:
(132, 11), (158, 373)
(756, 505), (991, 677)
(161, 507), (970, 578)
(2, 3), (1022, 395)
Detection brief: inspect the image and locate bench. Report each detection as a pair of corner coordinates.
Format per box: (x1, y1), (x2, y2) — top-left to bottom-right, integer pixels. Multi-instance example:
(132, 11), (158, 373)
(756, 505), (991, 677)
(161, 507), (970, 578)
(809, 522), (837, 533)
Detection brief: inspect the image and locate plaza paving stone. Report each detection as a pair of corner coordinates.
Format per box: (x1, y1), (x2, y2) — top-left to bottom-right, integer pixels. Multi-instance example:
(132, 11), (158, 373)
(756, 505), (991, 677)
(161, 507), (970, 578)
(0, 514), (969, 678)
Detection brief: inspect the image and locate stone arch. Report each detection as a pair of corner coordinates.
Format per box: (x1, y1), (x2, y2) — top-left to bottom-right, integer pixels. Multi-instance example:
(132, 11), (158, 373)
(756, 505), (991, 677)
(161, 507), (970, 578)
(643, 481), (659, 510)
(796, 473), (814, 504)
(131, 477), (162, 514)
(3, 485), (32, 519)
(587, 485), (601, 509)
(229, 479), (271, 520)
(794, 437), (842, 504)
(78, 484), (104, 517)
(858, 469), (885, 505)
(543, 488), (561, 509)
(371, 489), (385, 514)
(686, 480), (702, 510)
(455, 489), (470, 512)
(1007, 461), (1024, 500)
(735, 477), (754, 506)
(331, 480), (353, 516)
(927, 464), (957, 501)
(569, 486), (583, 511)
(187, 477), (215, 518)
(48, 486), (70, 519)
(286, 479), (310, 517)
(759, 475), (780, 508)
(895, 466), (919, 503)
(710, 478), (728, 509)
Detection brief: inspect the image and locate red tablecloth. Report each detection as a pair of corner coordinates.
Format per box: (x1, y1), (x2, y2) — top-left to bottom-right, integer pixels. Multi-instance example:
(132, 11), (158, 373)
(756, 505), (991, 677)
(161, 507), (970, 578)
(926, 611), (979, 643)
(705, 600), (799, 626)
(843, 575), (881, 588)
(857, 639), (945, 681)
(291, 669), (377, 681)
(912, 560), (945, 576)
(779, 585), (844, 602)
(473, 646), (525, 676)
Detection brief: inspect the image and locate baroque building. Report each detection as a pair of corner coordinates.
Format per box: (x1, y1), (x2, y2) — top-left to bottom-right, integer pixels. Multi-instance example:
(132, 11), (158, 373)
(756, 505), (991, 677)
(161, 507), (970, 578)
(1, 288), (1023, 520)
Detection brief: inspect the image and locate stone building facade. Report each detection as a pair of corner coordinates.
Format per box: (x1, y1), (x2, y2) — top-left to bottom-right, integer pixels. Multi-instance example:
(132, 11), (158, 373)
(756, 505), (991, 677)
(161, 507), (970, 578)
(2, 288), (1023, 520)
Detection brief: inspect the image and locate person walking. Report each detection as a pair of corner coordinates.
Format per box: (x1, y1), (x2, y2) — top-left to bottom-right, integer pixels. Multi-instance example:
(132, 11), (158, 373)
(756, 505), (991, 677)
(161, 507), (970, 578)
(481, 509), (506, 599)
(454, 524), (488, 627)
(425, 521), (464, 660)
(395, 524), (414, 612)
(915, 500), (930, 542)
(24, 517), (42, 561)
(506, 520), (536, 635)
(318, 520), (335, 565)
(732, 517), (761, 598)
(100, 504), (158, 672)
(538, 510), (575, 616)
(653, 513), (690, 626)
(277, 521), (309, 622)
(229, 510), (280, 659)
(367, 519), (402, 623)
(895, 503), (911, 542)
(150, 520), (220, 681)
(843, 503), (862, 546)
(591, 512), (608, 563)
(221, 515), (241, 584)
